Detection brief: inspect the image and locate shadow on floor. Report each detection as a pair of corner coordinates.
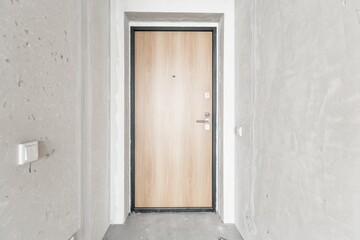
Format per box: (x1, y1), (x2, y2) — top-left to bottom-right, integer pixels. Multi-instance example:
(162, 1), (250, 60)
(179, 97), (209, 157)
(103, 213), (244, 240)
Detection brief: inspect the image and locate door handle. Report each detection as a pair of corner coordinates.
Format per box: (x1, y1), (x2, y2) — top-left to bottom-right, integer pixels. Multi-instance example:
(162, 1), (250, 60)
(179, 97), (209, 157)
(196, 119), (210, 124)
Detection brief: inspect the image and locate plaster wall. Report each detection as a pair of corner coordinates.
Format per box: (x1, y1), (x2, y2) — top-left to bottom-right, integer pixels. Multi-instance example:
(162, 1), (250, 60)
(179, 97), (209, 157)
(234, 0), (254, 237)
(0, 0), (110, 239)
(111, 0), (236, 224)
(0, 1), (81, 239)
(82, 0), (111, 239)
(235, 0), (360, 239)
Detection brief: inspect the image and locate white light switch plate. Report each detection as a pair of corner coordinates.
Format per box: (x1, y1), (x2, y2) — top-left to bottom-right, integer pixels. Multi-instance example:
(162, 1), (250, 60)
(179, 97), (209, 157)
(235, 126), (243, 136)
(18, 141), (39, 165)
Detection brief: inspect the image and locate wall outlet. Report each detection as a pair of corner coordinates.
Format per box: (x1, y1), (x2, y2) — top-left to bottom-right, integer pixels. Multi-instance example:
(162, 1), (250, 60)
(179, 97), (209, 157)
(235, 126), (243, 136)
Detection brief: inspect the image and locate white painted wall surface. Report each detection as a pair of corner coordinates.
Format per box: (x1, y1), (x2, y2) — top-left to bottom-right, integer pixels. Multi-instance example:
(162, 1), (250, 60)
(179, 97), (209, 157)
(111, 0), (235, 224)
(235, 0), (360, 239)
(84, 0), (111, 239)
(0, 1), (81, 239)
(234, 0), (255, 238)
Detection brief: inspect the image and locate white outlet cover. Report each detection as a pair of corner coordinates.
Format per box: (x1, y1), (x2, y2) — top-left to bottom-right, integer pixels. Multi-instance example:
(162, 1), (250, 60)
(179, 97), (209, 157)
(18, 141), (39, 165)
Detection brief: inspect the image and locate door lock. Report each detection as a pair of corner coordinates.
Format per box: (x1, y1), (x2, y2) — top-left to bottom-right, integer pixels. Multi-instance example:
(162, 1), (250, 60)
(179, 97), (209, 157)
(196, 112), (211, 124)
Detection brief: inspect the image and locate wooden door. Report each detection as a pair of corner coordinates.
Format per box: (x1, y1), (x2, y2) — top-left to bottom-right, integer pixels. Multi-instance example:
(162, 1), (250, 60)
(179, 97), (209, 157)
(132, 29), (215, 209)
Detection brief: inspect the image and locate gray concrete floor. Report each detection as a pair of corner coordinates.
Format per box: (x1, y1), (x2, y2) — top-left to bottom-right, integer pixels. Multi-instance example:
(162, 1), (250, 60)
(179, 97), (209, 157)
(103, 213), (243, 240)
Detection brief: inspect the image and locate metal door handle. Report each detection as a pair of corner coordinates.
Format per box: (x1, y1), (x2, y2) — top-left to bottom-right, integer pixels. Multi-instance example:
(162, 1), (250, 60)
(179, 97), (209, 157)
(196, 119), (210, 124)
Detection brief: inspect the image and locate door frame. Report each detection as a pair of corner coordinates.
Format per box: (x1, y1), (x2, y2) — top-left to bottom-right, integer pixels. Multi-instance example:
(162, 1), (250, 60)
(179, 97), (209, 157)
(130, 26), (217, 213)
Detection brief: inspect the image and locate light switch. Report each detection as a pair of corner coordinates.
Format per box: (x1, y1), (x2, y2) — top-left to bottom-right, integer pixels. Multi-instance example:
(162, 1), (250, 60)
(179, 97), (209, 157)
(235, 126), (243, 136)
(19, 141), (39, 165)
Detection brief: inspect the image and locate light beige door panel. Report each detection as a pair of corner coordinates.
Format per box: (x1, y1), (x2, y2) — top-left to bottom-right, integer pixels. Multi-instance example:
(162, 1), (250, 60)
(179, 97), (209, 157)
(133, 30), (214, 209)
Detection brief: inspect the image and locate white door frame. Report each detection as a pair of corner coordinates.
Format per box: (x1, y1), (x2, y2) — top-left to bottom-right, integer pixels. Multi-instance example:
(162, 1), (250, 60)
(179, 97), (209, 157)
(110, 12), (228, 223)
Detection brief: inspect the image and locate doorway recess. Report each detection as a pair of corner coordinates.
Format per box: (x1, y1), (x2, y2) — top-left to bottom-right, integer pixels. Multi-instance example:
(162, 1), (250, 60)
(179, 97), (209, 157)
(130, 26), (217, 212)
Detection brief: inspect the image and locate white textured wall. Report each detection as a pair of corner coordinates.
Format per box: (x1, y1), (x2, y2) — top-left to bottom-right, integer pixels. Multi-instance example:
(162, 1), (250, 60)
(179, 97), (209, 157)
(111, 0), (235, 224)
(0, 0), (110, 239)
(235, 0), (360, 239)
(234, 0), (254, 237)
(0, 0), (81, 240)
(87, 0), (110, 239)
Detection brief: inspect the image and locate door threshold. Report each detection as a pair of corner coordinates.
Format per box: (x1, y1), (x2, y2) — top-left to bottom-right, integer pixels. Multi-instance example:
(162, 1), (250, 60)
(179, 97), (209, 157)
(132, 207), (215, 213)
